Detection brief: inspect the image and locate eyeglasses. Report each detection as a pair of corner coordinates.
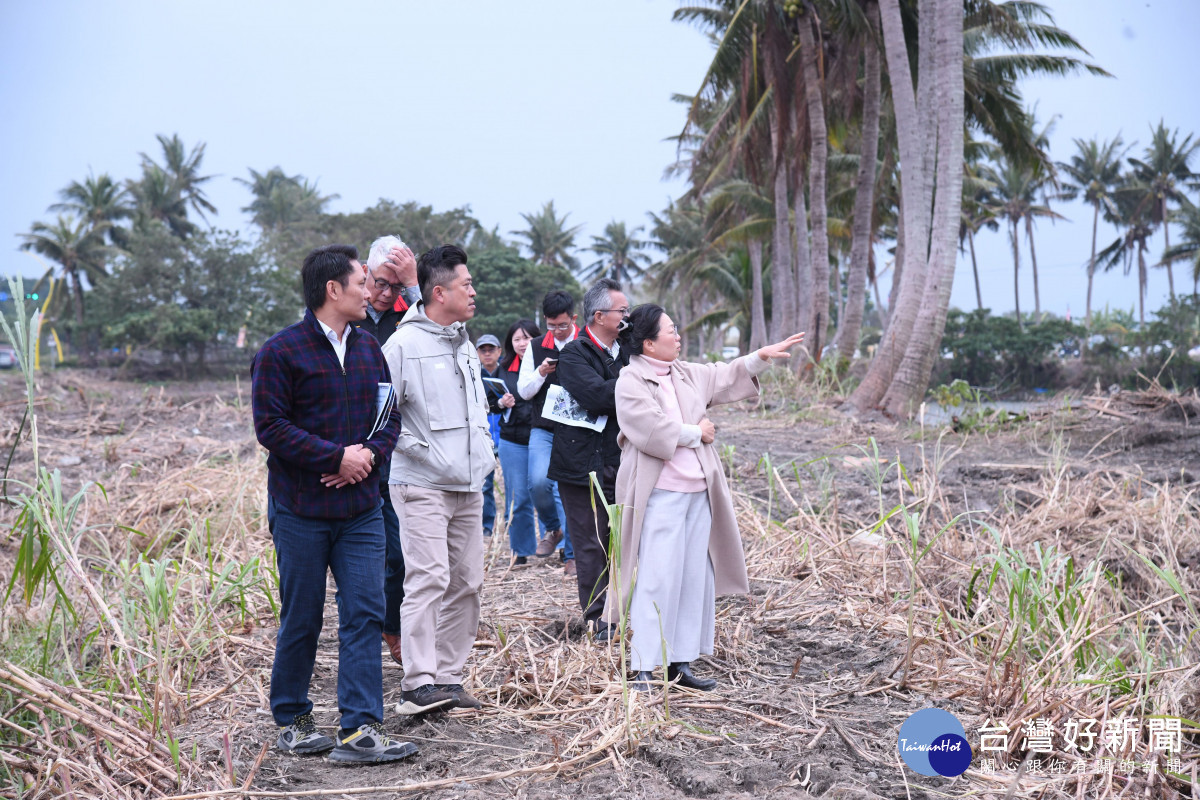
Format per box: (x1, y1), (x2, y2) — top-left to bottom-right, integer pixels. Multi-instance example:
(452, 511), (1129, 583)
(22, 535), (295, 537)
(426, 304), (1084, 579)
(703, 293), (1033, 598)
(373, 278), (405, 295)
(546, 322), (574, 332)
(597, 307), (630, 317)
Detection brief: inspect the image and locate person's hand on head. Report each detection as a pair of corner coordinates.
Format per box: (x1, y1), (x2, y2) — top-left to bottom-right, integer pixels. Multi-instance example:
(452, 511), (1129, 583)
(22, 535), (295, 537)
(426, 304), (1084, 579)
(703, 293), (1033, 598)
(386, 245), (418, 288)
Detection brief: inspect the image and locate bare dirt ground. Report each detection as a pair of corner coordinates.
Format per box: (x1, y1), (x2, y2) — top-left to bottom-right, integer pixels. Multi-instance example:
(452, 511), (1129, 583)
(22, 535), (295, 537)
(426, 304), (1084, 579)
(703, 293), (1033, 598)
(2, 370), (1198, 799)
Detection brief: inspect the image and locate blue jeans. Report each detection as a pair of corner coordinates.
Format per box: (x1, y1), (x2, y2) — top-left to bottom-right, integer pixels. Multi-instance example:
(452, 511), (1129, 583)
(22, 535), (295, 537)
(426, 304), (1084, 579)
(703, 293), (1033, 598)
(498, 438), (538, 557)
(482, 470), (496, 534)
(529, 427), (572, 560)
(381, 482), (404, 637)
(268, 496), (385, 730)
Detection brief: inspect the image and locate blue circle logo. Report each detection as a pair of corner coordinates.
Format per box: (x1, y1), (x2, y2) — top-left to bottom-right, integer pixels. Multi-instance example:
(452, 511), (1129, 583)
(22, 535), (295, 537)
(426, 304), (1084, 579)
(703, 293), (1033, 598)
(898, 709), (971, 777)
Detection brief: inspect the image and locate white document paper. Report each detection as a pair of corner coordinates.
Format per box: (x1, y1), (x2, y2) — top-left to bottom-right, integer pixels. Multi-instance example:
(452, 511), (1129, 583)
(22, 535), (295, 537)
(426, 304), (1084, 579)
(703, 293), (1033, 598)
(368, 382), (396, 438)
(542, 384), (607, 433)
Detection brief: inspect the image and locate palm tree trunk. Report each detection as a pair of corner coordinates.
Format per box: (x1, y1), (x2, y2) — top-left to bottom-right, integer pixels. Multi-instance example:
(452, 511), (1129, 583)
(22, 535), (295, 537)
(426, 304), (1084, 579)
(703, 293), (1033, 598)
(1164, 221), (1176, 301)
(838, 4), (881, 363)
(798, 6), (830, 362)
(880, 0), (965, 415)
(872, 265), (887, 332)
(770, 142), (795, 341)
(1026, 215), (1042, 322)
(1086, 202), (1098, 329)
(748, 240), (768, 351)
(1138, 245), (1147, 328)
(845, 0), (929, 412)
(969, 229), (983, 310)
(793, 176), (813, 345)
(1011, 220), (1022, 331)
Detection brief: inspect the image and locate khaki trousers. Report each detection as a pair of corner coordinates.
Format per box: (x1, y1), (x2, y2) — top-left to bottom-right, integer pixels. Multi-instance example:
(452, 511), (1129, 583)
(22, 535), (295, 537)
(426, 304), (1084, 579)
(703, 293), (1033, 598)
(390, 484), (484, 691)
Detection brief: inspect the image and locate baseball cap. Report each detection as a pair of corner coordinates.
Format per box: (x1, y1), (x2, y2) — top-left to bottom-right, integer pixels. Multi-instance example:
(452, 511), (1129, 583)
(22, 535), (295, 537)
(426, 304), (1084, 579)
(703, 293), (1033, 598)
(476, 334), (502, 349)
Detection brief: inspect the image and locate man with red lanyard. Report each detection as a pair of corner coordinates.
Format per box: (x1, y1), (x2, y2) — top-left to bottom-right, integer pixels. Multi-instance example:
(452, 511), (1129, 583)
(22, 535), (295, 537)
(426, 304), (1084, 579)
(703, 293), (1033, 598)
(516, 290), (577, 573)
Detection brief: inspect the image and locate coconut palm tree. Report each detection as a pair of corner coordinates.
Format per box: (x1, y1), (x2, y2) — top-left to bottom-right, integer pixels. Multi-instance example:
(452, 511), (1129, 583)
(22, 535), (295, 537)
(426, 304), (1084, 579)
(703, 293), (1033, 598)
(1125, 122), (1198, 301)
(49, 172), (132, 248)
(583, 221), (650, 284)
(510, 201), (582, 272)
(129, 164), (195, 238)
(18, 216), (111, 332)
(237, 167), (338, 233)
(1096, 185), (1155, 329)
(141, 133), (217, 223)
(1057, 135), (1130, 329)
(1162, 198), (1200, 297)
(989, 154), (1063, 327)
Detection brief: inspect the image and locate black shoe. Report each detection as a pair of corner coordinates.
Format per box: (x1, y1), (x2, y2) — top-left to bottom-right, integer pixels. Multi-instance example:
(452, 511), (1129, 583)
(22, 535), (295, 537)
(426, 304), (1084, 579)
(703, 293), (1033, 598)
(592, 623), (617, 642)
(394, 684), (456, 716)
(327, 722), (418, 764)
(436, 683), (483, 709)
(512, 555), (528, 566)
(276, 712), (334, 754)
(631, 671), (655, 693)
(668, 662), (717, 691)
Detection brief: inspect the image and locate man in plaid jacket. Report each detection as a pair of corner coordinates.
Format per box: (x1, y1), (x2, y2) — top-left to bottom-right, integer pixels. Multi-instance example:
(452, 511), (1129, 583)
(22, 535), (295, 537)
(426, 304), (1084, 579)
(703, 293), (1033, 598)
(251, 244), (415, 764)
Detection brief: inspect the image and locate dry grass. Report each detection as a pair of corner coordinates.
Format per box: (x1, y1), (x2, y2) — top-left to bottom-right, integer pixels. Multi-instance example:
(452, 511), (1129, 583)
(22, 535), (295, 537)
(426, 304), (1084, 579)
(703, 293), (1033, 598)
(1, 372), (1199, 799)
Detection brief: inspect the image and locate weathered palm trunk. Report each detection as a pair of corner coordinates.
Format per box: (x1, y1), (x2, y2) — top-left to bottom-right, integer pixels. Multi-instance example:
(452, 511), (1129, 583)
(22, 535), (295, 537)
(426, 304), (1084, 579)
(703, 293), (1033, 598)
(748, 239), (768, 350)
(1086, 203), (1098, 329)
(770, 145), (795, 341)
(793, 176), (813, 347)
(1026, 216), (1042, 322)
(969, 230), (983, 310)
(845, 0), (930, 412)
(837, 5), (881, 363)
(1164, 221), (1176, 301)
(880, 0), (965, 416)
(1011, 221), (1023, 330)
(798, 6), (830, 360)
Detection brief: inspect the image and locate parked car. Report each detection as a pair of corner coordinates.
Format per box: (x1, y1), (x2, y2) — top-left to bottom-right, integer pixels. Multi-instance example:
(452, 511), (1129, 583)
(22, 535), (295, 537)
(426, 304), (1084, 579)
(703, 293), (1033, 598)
(1058, 339), (1081, 359)
(721, 346), (740, 360)
(0, 344), (15, 369)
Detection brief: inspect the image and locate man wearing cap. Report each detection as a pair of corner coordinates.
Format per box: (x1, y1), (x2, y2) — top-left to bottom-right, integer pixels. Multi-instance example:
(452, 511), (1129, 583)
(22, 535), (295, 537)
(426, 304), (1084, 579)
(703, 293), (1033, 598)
(355, 235), (422, 668)
(476, 334), (503, 538)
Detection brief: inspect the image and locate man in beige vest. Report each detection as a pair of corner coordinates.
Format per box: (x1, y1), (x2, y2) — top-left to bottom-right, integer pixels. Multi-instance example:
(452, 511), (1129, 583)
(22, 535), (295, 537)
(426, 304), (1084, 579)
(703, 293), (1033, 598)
(381, 245), (493, 714)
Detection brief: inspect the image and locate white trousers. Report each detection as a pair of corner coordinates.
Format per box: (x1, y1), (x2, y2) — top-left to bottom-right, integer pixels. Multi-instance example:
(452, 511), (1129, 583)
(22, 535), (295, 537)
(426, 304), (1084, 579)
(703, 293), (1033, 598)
(628, 488), (715, 671)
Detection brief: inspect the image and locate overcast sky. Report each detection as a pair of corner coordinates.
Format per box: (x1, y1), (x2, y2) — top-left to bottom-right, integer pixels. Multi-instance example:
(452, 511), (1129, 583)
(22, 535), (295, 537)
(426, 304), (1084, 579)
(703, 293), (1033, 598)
(3, 0), (1198, 321)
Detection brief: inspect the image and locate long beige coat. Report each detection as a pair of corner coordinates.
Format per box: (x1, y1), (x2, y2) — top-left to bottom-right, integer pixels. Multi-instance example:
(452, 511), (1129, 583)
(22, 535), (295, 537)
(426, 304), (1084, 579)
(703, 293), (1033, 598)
(601, 354), (762, 625)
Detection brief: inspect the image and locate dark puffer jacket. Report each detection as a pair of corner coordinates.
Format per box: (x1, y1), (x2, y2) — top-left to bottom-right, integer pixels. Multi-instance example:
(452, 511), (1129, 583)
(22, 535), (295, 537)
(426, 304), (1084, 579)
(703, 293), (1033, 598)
(546, 330), (629, 487)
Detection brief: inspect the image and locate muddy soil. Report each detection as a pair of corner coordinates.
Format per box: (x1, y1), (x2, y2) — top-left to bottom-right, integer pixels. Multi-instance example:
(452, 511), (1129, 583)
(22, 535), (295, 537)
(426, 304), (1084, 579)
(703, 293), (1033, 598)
(2, 371), (1197, 799)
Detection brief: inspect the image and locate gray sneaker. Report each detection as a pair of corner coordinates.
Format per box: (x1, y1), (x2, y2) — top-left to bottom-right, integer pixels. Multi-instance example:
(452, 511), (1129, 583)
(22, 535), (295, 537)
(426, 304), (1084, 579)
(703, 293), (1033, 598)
(327, 722), (418, 764)
(276, 712), (334, 755)
(437, 683), (483, 710)
(394, 683), (457, 716)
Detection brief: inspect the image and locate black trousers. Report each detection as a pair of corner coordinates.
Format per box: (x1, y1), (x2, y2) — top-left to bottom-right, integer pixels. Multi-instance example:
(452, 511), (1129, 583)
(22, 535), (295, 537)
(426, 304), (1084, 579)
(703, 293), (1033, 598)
(558, 464), (618, 627)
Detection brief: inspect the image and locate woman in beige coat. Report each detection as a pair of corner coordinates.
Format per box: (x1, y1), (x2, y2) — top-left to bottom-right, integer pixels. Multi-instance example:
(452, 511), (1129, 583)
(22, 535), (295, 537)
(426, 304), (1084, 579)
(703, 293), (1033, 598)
(606, 304), (804, 691)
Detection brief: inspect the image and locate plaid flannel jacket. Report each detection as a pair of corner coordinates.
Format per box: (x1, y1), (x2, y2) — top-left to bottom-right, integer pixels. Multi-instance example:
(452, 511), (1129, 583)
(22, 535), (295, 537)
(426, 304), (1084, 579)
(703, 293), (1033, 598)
(251, 309), (401, 519)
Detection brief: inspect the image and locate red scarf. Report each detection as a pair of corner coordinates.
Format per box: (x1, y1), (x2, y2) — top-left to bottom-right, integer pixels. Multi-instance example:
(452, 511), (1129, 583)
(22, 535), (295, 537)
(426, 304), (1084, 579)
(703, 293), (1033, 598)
(583, 326), (612, 353)
(508, 353), (521, 372)
(392, 296), (409, 313)
(540, 326), (578, 351)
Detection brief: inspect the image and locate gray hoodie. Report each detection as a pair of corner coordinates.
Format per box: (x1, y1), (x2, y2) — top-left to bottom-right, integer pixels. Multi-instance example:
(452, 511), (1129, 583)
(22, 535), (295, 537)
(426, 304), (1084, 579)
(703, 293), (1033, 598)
(381, 302), (493, 492)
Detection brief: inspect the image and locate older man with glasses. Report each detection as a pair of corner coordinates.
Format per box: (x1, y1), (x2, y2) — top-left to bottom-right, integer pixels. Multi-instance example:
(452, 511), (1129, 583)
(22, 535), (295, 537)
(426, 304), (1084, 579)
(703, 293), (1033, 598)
(547, 278), (631, 640)
(355, 235), (422, 667)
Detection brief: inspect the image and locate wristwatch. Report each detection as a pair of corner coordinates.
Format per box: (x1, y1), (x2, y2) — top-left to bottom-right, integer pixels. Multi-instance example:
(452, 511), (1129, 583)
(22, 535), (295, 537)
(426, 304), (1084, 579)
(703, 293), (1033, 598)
(366, 447), (375, 466)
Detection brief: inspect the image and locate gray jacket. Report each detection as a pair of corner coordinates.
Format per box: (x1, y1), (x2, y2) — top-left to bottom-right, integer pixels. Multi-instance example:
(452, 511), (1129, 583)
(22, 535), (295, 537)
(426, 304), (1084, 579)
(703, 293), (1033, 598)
(381, 302), (493, 492)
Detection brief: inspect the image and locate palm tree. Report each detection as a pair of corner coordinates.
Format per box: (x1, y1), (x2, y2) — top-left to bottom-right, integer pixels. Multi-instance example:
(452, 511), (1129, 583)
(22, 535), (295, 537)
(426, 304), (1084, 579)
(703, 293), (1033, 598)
(1057, 135), (1130, 328)
(510, 201), (582, 272)
(237, 167), (338, 232)
(1125, 122), (1198, 301)
(989, 155), (1063, 327)
(1162, 198), (1200, 297)
(18, 216), (111, 331)
(583, 221), (650, 284)
(49, 172), (132, 248)
(1096, 185), (1155, 329)
(129, 164), (195, 238)
(141, 133), (217, 223)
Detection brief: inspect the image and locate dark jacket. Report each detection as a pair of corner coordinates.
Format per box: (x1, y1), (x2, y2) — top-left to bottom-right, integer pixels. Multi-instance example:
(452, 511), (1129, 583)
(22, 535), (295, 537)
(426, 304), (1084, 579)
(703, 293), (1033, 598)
(354, 306), (404, 346)
(251, 309), (401, 519)
(547, 328), (629, 486)
(529, 329), (577, 431)
(495, 359), (534, 446)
